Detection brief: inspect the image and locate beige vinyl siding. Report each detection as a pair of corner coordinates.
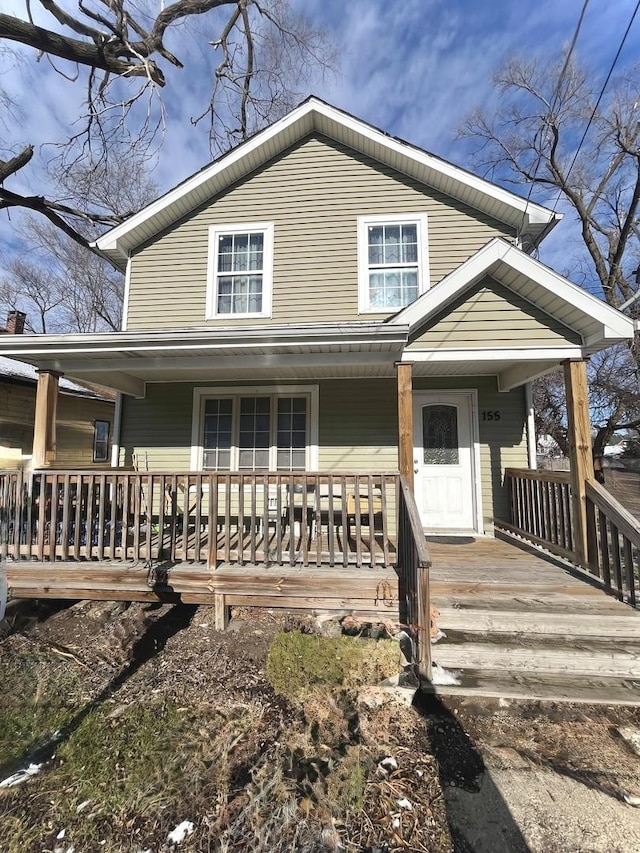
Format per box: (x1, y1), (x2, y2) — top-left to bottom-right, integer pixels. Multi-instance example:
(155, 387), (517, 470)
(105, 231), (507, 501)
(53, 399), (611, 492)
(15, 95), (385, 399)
(120, 376), (526, 527)
(0, 382), (113, 468)
(55, 396), (114, 469)
(0, 382), (34, 452)
(127, 135), (515, 330)
(409, 277), (583, 349)
(118, 380), (399, 471)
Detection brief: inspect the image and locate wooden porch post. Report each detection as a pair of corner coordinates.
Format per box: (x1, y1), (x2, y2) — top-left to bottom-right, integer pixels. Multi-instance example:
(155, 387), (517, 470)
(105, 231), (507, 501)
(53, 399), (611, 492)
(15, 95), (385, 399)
(33, 370), (60, 469)
(563, 359), (594, 567)
(396, 362), (414, 487)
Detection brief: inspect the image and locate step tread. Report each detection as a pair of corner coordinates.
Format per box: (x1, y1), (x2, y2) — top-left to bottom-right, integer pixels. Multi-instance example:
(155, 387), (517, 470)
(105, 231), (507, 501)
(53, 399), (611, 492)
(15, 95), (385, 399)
(435, 609), (640, 638)
(428, 667), (640, 706)
(432, 640), (640, 678)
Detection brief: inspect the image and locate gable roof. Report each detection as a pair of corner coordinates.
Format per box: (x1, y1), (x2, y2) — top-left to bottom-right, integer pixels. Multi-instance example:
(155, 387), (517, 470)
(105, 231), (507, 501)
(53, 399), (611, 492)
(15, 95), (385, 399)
(95, 97), (561, 269)
(388, 238), (634, 352)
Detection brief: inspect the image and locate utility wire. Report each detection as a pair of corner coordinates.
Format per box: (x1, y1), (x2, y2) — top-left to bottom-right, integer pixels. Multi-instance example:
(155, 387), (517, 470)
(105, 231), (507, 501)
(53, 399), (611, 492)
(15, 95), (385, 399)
(550, 0), (640, 214)
(518, 0), (590, 238)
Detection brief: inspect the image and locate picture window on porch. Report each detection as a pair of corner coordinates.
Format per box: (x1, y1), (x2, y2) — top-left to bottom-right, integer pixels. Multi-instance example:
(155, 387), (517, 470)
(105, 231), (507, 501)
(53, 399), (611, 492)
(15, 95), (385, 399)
(206, 223), (274, 319)
(199, 392), (310, 471)
(357, 213), (429, 312)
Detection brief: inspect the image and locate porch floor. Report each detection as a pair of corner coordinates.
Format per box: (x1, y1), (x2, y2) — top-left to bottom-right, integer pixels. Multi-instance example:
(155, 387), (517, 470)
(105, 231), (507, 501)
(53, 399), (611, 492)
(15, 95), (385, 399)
(427, 533), (640, 705)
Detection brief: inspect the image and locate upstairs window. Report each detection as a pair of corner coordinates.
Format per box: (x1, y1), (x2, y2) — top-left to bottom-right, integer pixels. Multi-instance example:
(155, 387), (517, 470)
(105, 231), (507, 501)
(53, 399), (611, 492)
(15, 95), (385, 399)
(207, 223), (274, 319)
(357, 213), (429, 312)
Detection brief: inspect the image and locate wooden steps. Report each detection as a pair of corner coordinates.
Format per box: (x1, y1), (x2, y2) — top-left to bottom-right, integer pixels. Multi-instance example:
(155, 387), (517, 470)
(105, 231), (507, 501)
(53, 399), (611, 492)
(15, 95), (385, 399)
(427, 668), (640, 706)
(427, 538), (640, 705)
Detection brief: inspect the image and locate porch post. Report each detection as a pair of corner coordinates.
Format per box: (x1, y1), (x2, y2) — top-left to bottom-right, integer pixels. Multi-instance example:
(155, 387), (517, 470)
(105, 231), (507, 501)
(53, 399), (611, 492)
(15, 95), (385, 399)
(396, 361), (414, 487)
(563, 359), (594, 567)
(33, 370), (60, 469)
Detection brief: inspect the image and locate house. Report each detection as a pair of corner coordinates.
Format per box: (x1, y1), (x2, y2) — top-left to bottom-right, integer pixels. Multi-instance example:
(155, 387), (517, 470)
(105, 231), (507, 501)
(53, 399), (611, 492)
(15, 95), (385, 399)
(0, 99), (636, 674)
(0, 312), (114, 468)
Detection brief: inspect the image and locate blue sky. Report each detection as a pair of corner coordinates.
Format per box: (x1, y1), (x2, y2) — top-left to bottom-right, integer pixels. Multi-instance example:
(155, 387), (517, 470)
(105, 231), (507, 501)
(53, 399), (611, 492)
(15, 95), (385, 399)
(0, 0), (639, 279)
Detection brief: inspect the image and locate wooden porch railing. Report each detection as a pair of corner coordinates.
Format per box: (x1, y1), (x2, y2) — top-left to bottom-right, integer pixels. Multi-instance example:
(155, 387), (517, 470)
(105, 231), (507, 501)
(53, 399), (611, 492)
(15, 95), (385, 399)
(397, 475), (432, 678)
(0, 470), (398, 569)
(585, 479), (639, 607)
(502, 468), (574, 562)
(501, 468), (639, 606)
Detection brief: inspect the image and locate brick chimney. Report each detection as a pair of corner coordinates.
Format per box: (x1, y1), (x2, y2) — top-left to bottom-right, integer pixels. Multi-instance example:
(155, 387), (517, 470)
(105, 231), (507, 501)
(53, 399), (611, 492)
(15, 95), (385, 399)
(3, 310), (26, 335)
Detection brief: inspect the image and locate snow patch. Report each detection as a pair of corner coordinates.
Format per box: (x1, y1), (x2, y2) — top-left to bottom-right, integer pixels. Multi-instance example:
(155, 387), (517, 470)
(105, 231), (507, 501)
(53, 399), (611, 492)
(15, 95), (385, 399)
(0, 762), (43, 788)
(397, 798), (413, 810)
(167, 820), (194, 844)
(431, 664), (462, 686)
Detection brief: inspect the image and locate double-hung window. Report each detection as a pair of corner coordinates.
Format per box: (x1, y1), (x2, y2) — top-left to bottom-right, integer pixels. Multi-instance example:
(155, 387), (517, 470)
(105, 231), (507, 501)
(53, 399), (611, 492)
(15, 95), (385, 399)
(207, 223), (274, 319)
(357, 213), (429, 312)
(193, 387), (317, 471)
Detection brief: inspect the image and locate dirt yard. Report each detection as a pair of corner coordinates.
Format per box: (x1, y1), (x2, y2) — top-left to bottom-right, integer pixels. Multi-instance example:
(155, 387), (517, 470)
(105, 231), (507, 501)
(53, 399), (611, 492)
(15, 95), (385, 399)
(1, 599), (639, 852)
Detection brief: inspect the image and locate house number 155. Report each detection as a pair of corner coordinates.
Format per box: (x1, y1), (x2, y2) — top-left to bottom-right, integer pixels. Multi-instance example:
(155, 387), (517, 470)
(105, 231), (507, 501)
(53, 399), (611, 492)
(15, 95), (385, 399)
(481, 410), (501, 421)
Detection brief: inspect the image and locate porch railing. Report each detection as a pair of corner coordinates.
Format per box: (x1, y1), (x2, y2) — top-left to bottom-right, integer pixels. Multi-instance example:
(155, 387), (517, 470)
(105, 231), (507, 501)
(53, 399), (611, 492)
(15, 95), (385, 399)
(0, 469), (398, 569)
(501, 468), (639, 606)
(585, 479), (638, 607)
(502, 468), (574, 562)
(397, 475), (432, 678)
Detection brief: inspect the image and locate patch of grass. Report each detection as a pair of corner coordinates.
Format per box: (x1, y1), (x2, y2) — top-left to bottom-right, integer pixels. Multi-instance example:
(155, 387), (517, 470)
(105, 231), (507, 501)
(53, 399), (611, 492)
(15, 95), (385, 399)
(266, 631), (399, 702)
(0, 656), (81, 773)
(0, 698), (263, 852)
(326, 746), (374, 816)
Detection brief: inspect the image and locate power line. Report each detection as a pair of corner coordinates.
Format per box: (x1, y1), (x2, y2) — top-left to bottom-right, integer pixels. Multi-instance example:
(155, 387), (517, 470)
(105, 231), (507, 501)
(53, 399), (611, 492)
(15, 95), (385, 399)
(551, 0), (640, 214)
(518, 0), (590, 237)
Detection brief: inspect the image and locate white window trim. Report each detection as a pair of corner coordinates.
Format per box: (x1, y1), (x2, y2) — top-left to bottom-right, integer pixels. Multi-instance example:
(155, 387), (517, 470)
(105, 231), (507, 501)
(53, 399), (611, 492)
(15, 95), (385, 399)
(206, 222), (274, 320)
(190, 384), (319, 471)
(357, 212), (429, 314)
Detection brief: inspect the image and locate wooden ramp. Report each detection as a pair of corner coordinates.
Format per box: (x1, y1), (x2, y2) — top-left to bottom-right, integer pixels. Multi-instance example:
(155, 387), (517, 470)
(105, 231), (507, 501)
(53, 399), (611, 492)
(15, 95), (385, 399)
(427, 534), (640, 706)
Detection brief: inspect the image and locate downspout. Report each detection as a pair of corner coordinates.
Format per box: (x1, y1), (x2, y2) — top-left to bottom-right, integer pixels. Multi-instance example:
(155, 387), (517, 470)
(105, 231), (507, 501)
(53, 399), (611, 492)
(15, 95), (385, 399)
(525, 382), (538, 470)
(111, 253), (130, 467)
(111, 393), (123, 468)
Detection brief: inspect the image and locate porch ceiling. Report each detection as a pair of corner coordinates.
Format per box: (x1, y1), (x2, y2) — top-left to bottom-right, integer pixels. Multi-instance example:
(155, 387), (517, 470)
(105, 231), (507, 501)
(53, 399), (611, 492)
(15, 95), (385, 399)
(0, 318), (582, 396)
(0, 322), (409, 397)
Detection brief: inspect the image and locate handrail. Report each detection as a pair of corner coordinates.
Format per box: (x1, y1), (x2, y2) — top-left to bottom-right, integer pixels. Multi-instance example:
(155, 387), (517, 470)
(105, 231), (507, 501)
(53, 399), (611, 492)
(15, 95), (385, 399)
(585, 479), (639, 606)
(398, 475), (431, 679)
(0, 469), (399, 570)
(586, 480), (640, 547)
(504, 467), (571, 485)
(501, 467), (574, 562)
(501, 467), (639, 608)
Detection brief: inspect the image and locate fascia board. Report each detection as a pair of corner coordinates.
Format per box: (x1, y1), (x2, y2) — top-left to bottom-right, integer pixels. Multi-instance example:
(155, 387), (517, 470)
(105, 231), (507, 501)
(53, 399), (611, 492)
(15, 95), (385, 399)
(391, 238), (634, 344)
(94, 98), (558, 262)
(313, 102), (558, 230)
(0, 322), (409, 359)
(95, 99), (318, 257)
(499, 244), (635, 339)
(389, 238), (508, 328)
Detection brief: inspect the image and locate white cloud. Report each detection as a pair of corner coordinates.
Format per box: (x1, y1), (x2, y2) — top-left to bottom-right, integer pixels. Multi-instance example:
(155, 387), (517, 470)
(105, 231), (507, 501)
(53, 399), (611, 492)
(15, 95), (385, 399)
(1, 0), (638, 290)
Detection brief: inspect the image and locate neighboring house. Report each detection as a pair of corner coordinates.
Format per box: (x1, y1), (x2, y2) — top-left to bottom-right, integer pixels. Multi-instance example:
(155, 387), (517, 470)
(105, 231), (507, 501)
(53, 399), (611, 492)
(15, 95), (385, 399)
(0, 98), (634, 534)
(0, 312), (114, 468)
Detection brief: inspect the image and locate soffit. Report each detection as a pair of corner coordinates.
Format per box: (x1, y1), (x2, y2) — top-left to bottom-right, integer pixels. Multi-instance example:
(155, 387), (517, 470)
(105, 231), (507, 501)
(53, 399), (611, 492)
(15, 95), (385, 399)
(96, 99), (559, 267)
(393, 239), (634, 353)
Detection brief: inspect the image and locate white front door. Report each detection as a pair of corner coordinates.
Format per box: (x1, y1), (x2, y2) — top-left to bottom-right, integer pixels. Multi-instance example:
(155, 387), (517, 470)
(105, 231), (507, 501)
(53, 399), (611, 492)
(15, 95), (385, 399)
(412, 392), (477, 531)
